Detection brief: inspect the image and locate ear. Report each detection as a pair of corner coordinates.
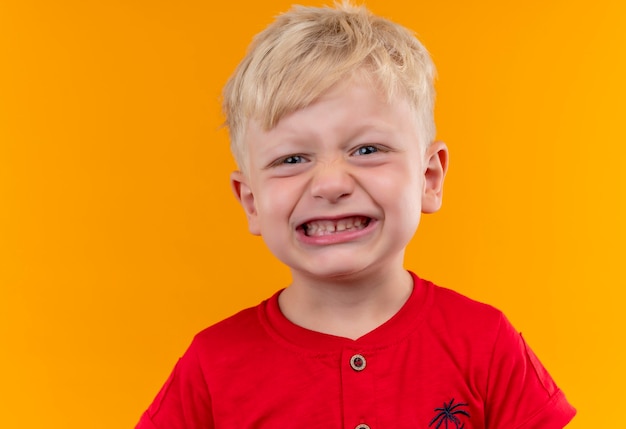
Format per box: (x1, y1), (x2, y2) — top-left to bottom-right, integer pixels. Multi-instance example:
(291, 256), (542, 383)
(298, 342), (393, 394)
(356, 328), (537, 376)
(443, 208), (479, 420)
(421, 141), (449, 214)
(230, 170), (261, 235)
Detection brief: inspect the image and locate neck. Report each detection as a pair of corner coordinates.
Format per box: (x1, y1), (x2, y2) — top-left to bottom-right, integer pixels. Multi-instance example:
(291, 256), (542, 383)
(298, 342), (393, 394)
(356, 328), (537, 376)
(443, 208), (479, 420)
(278, 264), (413, 340)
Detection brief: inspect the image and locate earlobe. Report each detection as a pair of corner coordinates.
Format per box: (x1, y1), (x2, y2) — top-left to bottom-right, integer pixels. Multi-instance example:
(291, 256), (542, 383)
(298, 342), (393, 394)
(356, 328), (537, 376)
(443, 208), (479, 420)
(421, 141), (449, 214)
(230, 171), (261, 235)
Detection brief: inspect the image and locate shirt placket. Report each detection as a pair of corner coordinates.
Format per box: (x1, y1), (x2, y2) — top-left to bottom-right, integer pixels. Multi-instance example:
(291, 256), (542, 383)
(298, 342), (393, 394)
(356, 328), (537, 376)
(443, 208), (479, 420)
(341, 347), (376, 429)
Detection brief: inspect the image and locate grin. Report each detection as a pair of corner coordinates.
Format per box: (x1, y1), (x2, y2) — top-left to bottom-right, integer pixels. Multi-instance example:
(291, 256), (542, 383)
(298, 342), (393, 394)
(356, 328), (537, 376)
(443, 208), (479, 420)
(300, 216), (371, 237)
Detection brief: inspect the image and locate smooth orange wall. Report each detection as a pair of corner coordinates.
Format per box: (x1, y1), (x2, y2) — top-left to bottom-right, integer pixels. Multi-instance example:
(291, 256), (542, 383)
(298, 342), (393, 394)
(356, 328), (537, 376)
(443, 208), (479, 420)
(1, 1), (624, 427)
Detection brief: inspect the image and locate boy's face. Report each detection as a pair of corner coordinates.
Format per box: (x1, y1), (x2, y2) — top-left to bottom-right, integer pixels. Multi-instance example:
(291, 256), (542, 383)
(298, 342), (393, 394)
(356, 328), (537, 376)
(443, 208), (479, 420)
(231, 73), (447, 282)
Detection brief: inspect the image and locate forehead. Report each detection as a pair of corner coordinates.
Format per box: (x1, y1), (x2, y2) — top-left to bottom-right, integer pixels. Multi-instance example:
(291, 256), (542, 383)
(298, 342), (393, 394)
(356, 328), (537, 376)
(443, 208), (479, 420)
(243, 75), (422, 157)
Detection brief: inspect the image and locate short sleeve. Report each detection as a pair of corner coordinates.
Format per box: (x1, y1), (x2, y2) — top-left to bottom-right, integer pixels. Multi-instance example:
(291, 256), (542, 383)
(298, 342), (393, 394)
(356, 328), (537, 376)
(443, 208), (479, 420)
(135, 340), (214, 429)
(485, 314), (576, 429)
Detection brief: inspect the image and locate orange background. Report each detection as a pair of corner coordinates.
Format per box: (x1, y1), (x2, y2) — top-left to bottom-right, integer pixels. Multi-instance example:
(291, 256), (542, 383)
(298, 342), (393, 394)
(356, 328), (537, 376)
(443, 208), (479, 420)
(1, 0), (624, 427)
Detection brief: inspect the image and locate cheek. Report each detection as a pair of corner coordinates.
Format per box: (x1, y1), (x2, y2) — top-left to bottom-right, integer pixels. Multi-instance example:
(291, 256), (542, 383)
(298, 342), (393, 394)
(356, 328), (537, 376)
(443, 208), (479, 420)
(375, 166), (422, 205)
(256, 181), (301, 224)
(379, 170), (423, 227)
(395, 194), (422, 231)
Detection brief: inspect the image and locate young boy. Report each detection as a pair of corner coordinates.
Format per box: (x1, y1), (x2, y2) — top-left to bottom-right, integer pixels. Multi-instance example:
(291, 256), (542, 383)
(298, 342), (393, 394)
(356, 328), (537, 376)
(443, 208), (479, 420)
(137, 3), (576, 428)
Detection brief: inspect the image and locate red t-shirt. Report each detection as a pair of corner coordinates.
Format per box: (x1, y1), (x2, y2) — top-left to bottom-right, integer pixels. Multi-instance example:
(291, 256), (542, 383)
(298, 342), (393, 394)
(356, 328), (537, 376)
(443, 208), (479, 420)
(137, 272), (576, 428)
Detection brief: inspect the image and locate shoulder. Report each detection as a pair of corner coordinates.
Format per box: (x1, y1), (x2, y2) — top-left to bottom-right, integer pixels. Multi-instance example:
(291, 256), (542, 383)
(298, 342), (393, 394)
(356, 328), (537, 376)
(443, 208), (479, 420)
(416, 279), (525, 368)
(429, 282), (496, 311)
(426, 281), (507, 332)
(190, 299), (269, 353)
(180, 291), (287, 371)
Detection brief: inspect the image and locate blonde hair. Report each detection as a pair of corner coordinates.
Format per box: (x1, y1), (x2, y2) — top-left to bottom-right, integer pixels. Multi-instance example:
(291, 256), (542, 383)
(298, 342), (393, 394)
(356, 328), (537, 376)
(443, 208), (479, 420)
(222, 1), (436, 171)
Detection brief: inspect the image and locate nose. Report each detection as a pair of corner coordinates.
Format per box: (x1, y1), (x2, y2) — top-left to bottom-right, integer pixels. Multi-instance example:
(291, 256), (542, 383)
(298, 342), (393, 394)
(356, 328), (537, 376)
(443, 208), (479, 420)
(309, 160), (355, 203)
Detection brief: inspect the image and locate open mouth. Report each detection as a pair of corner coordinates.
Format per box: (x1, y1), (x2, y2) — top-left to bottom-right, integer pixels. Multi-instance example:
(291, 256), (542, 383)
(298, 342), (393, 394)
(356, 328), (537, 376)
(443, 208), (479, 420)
(300, 216), (371, 237)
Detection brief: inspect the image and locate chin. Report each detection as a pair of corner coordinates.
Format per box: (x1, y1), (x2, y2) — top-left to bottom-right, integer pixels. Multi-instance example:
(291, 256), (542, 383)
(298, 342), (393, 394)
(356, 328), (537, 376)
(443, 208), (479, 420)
(291, 260), (381, 283)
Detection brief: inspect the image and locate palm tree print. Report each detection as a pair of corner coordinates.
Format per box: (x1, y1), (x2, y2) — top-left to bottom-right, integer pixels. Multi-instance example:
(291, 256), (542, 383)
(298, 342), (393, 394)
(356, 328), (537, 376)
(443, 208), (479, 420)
(428, 398), (470, 429)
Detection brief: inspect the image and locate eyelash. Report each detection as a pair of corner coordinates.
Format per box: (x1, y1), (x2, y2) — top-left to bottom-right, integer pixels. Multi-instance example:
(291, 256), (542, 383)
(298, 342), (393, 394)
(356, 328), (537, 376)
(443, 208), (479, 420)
(353, 145), (379, 156)
(281, 155), (307, 165)
(272, 145), (386, 167)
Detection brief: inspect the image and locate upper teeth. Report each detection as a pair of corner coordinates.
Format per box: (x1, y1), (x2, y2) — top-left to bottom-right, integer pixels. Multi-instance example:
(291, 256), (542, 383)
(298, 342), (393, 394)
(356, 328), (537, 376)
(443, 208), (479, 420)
(303, 217), (367, 236)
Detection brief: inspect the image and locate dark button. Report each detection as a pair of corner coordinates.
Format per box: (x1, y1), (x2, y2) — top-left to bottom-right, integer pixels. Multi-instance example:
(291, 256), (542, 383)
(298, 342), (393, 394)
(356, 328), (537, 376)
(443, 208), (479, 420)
(355, 424), (370, 429)
(350, 354), (366, 371)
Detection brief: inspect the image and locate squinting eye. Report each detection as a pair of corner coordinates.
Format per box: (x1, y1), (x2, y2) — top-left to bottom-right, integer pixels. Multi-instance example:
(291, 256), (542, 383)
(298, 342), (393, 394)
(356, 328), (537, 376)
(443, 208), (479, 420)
(355, 146), (378, 156)
(283, 155), (305, 164)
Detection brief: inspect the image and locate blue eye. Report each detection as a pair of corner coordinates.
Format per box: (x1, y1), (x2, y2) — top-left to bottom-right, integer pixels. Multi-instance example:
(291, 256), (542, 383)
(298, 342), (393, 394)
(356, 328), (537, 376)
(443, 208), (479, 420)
(355, 145), (378, 155)
(283, 155), (305, 164)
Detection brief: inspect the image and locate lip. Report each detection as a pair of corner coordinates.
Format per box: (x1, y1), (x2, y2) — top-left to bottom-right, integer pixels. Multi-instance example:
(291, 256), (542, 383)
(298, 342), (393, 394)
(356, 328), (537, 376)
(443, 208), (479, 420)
(296, 214), (378, 246)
